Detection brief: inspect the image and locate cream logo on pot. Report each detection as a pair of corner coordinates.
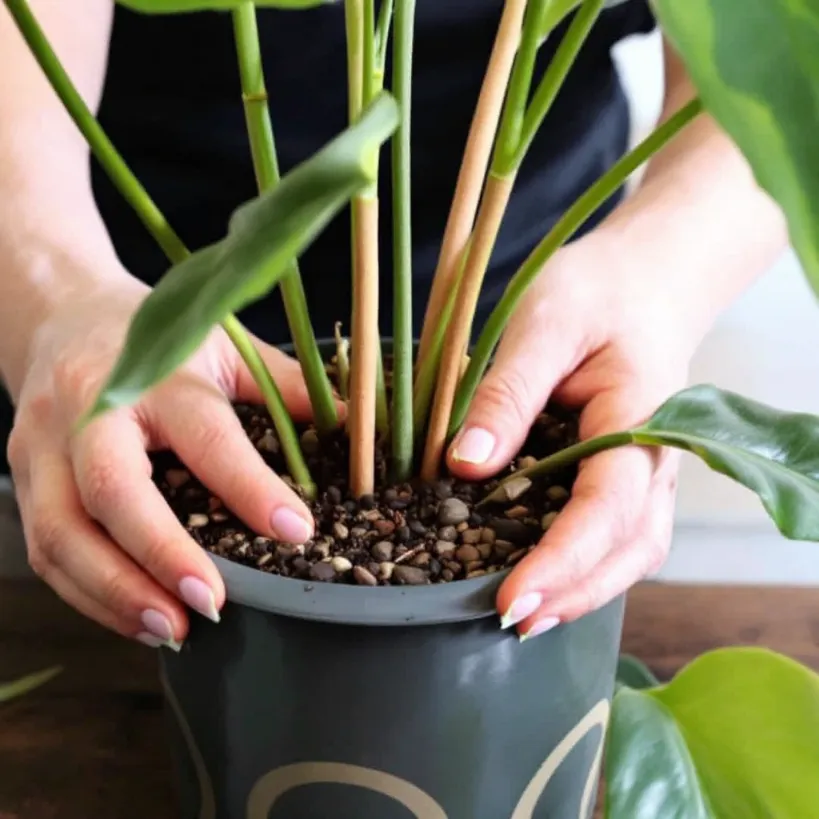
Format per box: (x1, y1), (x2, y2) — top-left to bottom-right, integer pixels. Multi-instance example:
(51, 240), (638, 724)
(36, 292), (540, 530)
(162, 665), (610, 819)
(246, 699), (608, 818)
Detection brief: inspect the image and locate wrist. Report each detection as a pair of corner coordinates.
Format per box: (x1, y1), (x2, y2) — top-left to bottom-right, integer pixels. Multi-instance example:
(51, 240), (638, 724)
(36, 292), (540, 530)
(0, 229), (134, 401)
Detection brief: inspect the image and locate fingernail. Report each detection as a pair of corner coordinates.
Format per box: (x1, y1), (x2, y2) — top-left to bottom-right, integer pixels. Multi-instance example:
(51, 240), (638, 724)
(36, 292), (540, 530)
(136, 631), (183, 652)
(141, 608), (174, 641)
(178, 576), (221, 623)
(271, 506), (313, 544)
(500, 592), (543, 629)
(519, 616), (561, 643)
(453, 427), (495, 465)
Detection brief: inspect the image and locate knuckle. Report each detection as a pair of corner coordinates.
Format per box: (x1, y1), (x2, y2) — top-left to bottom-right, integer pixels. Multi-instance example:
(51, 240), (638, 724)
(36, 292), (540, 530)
(80, 456), (124, 515)
(183, 412), (231, 456)
(100, 569), (136, 616)
(6, 426), (29, 478)
(28, 513), (64, 572)
(475, 367), (532, 429)
(644, 539), (669, 576)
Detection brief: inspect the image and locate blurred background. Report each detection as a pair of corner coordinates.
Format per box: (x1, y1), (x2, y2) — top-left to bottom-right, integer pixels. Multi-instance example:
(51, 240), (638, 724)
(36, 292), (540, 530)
(1, 25), (817, 586)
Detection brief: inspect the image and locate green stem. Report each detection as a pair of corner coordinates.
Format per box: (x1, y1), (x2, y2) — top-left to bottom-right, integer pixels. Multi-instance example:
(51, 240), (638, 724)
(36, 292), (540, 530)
(0, 666), (62, 704)
(223, 315), (316, 498)
(390, 0), (415, 481)
(345, 0), (365, 122)
(375, 0), (395, 79)
(451, 97), (704, 434)
(376, 351), (390, 438)
(492, 0), (553, 174)
(480, 431), (634, 505)
(363, 0), (377, 106)
(231, 3), (338, 435)
(4, 0), (314, 492)
(505, 0), (604, 174)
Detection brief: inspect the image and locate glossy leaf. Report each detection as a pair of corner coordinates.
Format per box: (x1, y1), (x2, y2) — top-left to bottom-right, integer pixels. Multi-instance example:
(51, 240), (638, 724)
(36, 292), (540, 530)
(85, 93), (398, 421)
(652, 0), (819, 298)
(117, 0), (334, 13)
(0, 666), (62, 703)
(616, 655), (659, 691)
(539, 0), (635, 39)
(605, 647), (819, 818)
(632, 385), (819, 541)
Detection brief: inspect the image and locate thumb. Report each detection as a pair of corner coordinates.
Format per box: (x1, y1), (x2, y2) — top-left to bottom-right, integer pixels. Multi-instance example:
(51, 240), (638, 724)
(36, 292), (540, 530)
(235, 337), (344, 424)
(447, 308), (589, 480)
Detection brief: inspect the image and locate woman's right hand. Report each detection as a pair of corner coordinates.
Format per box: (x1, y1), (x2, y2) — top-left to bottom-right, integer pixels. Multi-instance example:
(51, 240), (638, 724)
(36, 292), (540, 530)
(8, 274), (318, 649)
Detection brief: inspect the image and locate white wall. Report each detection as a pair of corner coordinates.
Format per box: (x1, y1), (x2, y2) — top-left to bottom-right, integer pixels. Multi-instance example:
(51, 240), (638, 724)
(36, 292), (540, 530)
(614, 31), (819, 584)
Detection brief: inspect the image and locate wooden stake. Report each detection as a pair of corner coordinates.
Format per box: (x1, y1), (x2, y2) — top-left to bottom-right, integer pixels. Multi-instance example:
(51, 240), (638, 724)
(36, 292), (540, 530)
(415, 0), (527, 368)
(421, 174), (515, 481)
(348, 195), (379, 496)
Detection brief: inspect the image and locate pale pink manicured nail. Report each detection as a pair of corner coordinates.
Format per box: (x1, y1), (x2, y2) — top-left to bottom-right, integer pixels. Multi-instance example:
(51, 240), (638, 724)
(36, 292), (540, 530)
(179, 576), (221, 623)
(500, 592), (543, 629)
(453, 427), (495, 465)
(271, 506), (313, 544)
(136, 632), (165, 648)
(520, 616), (561, 643)
(141, 608), (174, 642)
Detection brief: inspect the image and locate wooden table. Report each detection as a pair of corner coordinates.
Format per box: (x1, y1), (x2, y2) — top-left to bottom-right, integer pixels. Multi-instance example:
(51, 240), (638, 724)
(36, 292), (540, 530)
(1, 579), (817, 819)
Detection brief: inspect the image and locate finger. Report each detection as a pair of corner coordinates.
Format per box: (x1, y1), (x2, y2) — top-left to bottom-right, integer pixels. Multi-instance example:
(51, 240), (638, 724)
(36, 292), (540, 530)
(70, 412), (226, 623)
(447, 293), (591, 480)
(496, 445), (655, 629)
(236, 337), (342, 424)
(152, 386), (315, 545)
(517, 473), (677, 639)
(21, 450), (189, 648)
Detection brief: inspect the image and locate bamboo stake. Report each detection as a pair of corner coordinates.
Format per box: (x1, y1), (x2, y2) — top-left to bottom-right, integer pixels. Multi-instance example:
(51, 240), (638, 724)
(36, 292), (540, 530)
(414, 0), (527, 369)
(348, 196), (380, 496)
(420, 174), (514, 480)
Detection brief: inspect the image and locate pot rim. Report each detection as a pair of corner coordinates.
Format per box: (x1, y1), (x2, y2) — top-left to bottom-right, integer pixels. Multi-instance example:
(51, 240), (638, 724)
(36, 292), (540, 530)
(213, 552), (507, 626)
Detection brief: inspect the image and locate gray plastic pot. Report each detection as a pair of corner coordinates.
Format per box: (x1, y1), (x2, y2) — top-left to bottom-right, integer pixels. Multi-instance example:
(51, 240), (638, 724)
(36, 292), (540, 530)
(159, 340), (625, 819)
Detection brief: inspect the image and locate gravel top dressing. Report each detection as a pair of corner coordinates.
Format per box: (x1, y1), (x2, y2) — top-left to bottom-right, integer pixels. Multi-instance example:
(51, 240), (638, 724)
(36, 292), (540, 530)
(152, 396), (579, 588)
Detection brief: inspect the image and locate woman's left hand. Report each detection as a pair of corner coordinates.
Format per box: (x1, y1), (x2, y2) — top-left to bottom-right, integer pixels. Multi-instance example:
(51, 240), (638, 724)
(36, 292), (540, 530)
(447, 236), (698, 640)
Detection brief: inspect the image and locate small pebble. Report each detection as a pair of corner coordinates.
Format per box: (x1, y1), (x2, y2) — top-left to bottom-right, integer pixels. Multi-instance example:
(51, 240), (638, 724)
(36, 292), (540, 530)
(311, 540), (331, 560)
(502, 476), (532, 502)
(165, 469), (191, 489)
(393, 565), (428, 585)
(300, 429), (320, 455)
(379, 561), (395, 580)
(326, 486), (342, 505)
(546, 485), (570, 505)
(257, 430), (279, 454)
(455, 544), (480, 563)
(438, 525), (458, 542)
(374, 519), (395, 536)
(438, 497), (470, 526)
(477, 543), (493, 561)
(353, 565), (378, 586)
(541, 511), (559, 531)
(372, 541), (394, 561)
(480, 527), (496, 545)
(505, 505), (530, 519)
(332, 522), (349, 541)
(434, 540), (455, 557)
(331, 556), (353, 573)
(257, 553), (273, 567)
(310, 562), (336, 582)
(461, 528), (481, 545)
(517, 456), (538, 470)
(187, 514), (209, 528)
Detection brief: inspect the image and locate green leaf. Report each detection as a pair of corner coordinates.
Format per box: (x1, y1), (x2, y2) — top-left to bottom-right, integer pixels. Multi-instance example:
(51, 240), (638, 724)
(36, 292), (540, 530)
(632, 385), (819, 541)
(85, 92), (398, 422)
(117, 0), (335, 13)
(616, 655), (659, 691)
(485, 385), (819, 542)
(0, 666), (62, 703)
(605, 647), (819, 818)
(652, 0), (819, 299)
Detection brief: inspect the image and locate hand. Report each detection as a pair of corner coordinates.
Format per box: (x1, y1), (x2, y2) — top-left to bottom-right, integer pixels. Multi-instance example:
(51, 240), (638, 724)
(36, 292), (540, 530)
(447, 238), (697, 639)
(8, 275), (317, 649)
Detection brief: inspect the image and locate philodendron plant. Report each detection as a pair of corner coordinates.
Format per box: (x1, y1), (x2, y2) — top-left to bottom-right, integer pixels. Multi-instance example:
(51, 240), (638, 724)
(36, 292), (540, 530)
(5, 0), (819, 814)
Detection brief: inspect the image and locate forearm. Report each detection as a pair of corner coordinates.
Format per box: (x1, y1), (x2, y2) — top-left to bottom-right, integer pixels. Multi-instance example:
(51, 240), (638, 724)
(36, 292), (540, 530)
(587, 36), (790, 346)
(0, 0), (128, 397)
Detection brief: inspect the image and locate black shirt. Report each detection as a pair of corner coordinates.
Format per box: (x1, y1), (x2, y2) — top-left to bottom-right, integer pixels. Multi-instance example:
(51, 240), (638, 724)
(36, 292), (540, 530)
(91, 0), (656, 344)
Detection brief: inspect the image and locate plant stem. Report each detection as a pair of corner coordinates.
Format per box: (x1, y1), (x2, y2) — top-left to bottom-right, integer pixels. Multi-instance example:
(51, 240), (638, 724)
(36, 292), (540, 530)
(374, 0), (395, 79)
(231, 2), (338, 435)
(223, 315), (316, 498)
(4, 0), (315, 492)
(390, 0), (416, 482)
(504, 0), (604, 175)
(421, 173), (514, 480)
(492, 0), (552, 174)
(451, 97), (704, 434)
(479, 431), (634, 505)
(345, 0), (365, 122)
(348, 196), (380, 495)
(414, 0), (528, 370)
